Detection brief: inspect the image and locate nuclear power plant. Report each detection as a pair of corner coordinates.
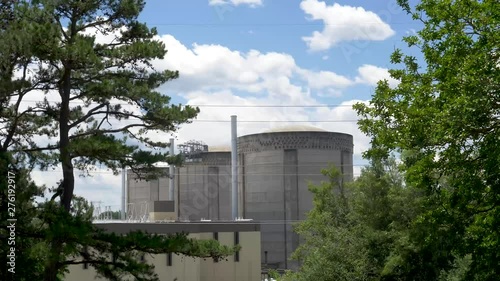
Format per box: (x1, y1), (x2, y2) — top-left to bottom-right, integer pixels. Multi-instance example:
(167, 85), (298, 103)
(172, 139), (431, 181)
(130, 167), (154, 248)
(126, 124), (354, 270)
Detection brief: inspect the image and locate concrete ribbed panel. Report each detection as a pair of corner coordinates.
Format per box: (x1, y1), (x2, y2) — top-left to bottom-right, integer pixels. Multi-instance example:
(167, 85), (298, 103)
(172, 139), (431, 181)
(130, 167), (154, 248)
(207, 166), (219, 220)
(179, 165), (208, 220)
(243, 150), (284, 221)
(127, 161), (231, 221)
(297, 149), (342, 220)
(127, 172), (154, 207)
(177, 152), (232, 221)
(158, 176), (169, 201)
(150, 179), (159, 202)
(217, 165), (232, 220)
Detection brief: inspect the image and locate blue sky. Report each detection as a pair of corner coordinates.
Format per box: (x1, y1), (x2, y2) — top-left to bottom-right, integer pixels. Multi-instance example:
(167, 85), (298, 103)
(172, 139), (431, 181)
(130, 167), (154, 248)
(139, 0), (419, 102)
(31, 0), (423, 209)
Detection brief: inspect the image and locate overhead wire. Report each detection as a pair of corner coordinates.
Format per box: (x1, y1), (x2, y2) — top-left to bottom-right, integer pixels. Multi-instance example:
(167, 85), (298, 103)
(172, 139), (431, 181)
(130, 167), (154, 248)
(191, 119), (358, 123)
(7, 100), (362, 122)
(146, 22), (413, 27)
(34, 166), (366, 175)
(15, 99), (360, 108)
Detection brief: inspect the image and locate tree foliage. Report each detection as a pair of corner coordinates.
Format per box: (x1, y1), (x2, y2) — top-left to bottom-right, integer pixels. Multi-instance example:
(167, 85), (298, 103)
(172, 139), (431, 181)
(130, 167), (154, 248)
(354, 0), (499, 279)
(0, 162), (238, 281)
(0, 151), (46, 280)
(282, 167), (367, 281)
(282, 159), (425, 281)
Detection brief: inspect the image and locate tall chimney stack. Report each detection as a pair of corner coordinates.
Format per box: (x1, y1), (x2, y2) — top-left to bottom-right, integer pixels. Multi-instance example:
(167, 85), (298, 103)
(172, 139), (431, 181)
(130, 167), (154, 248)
(121, 167), (126, 220)
(231, 115), (238, 220)
(169, 138), (175, 201)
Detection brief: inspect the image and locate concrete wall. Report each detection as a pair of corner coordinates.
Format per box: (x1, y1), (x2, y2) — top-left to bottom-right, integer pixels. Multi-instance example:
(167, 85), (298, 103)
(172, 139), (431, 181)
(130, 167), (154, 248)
(127, 152), (232, 221)
(177, 164), (231, 221)
(238, 131), (353, 269)
(65, 232), (260, 281)
(64, 223), (261, 281)
(239, 149), (286, 268)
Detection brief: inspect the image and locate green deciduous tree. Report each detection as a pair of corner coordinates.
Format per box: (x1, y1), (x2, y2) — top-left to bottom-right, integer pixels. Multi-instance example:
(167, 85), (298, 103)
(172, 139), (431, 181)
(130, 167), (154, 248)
(283, 167), (367, 281)
(283, 159), (425, 281)
(354, 0), (499, 279)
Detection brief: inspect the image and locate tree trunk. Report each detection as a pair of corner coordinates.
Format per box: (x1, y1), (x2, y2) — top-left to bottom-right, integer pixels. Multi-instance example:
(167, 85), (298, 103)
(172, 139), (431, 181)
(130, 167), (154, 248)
(59, 71), (74, 212)
(44, 59), (74, 281)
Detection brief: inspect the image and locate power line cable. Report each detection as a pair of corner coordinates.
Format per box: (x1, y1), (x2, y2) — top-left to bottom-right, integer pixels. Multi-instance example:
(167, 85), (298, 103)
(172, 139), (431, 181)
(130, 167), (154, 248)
(34, 170), (363, 176)
(146, 22), (414, 27)
(191, 104), (357, 108)
(192, 119), (358, 123)
(14, 100), (360, 108)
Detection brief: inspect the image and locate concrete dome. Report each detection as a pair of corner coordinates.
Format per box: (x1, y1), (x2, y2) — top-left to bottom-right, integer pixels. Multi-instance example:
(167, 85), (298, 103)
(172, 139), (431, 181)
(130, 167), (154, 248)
(263, 125), (327, 133)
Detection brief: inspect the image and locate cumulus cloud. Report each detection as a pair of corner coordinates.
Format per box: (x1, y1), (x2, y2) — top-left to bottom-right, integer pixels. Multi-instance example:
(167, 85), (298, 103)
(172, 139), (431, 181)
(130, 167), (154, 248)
(355, 64), (399, 87)
(297, 69), (354, 89)
(32, 169), (122, 209)
(154, 34), (354, 98)
(309, 99), (370, 156)
(208, 0), (262, 7)
(300, 0), (395, 51)
(155, 36), (295, 93)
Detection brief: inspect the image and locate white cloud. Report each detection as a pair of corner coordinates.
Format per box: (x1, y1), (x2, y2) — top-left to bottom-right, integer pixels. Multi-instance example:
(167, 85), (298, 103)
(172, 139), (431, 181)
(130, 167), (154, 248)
(300, 0), (395, 51)
(310, 99), (370, 155)
(155, 35), (296, 93)
(209, 0), (262, 7)
(176, 93), (369, 157)
(154, 34), (355, 98)
(32, 169), (122, 209)
(297, 69), (354, 89)
(355, 64), (399, 87)
(177, 90), (314, 146)
(406, 28), (417, 35)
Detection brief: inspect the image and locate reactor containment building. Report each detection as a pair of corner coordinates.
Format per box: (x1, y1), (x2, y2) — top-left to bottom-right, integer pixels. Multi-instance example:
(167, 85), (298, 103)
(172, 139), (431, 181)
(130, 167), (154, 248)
(126, 125), (354, 270)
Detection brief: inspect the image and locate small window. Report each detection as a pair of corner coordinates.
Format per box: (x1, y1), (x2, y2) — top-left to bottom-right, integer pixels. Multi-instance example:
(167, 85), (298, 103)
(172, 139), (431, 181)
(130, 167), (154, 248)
(234, 232), (240, 262)
(140, 254), (145, 262)
(112, 253), (118, 269)
(83, 247), (89, 269)
(167, 253), (172, 266)
(214, 232), (219, 263)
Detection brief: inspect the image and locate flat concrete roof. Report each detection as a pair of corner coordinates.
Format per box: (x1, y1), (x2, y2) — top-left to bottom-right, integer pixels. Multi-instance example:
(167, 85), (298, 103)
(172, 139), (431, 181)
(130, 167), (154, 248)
(94, 222), (260, 234)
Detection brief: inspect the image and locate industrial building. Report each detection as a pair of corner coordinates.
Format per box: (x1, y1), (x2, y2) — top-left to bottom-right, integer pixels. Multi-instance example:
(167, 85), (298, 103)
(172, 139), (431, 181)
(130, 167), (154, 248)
(65, 222), (261, 281)
(126, 125), (354, 270)
(238, 126), (353, 269)
(127, 143), (233, 221)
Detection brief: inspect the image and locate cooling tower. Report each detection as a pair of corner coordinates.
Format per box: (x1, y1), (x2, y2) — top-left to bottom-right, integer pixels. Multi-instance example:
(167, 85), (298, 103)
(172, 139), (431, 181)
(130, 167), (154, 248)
(238, 125), (354, 269)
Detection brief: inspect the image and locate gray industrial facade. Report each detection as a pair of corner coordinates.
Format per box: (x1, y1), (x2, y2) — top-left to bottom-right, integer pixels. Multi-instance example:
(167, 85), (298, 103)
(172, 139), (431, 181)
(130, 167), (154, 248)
(126, 126), (354, 270)
(127, 148), (233, 221)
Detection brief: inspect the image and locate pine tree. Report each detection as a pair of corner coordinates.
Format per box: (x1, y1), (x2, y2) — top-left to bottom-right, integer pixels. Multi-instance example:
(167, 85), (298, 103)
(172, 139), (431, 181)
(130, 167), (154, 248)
(0, 1), (236, 280)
